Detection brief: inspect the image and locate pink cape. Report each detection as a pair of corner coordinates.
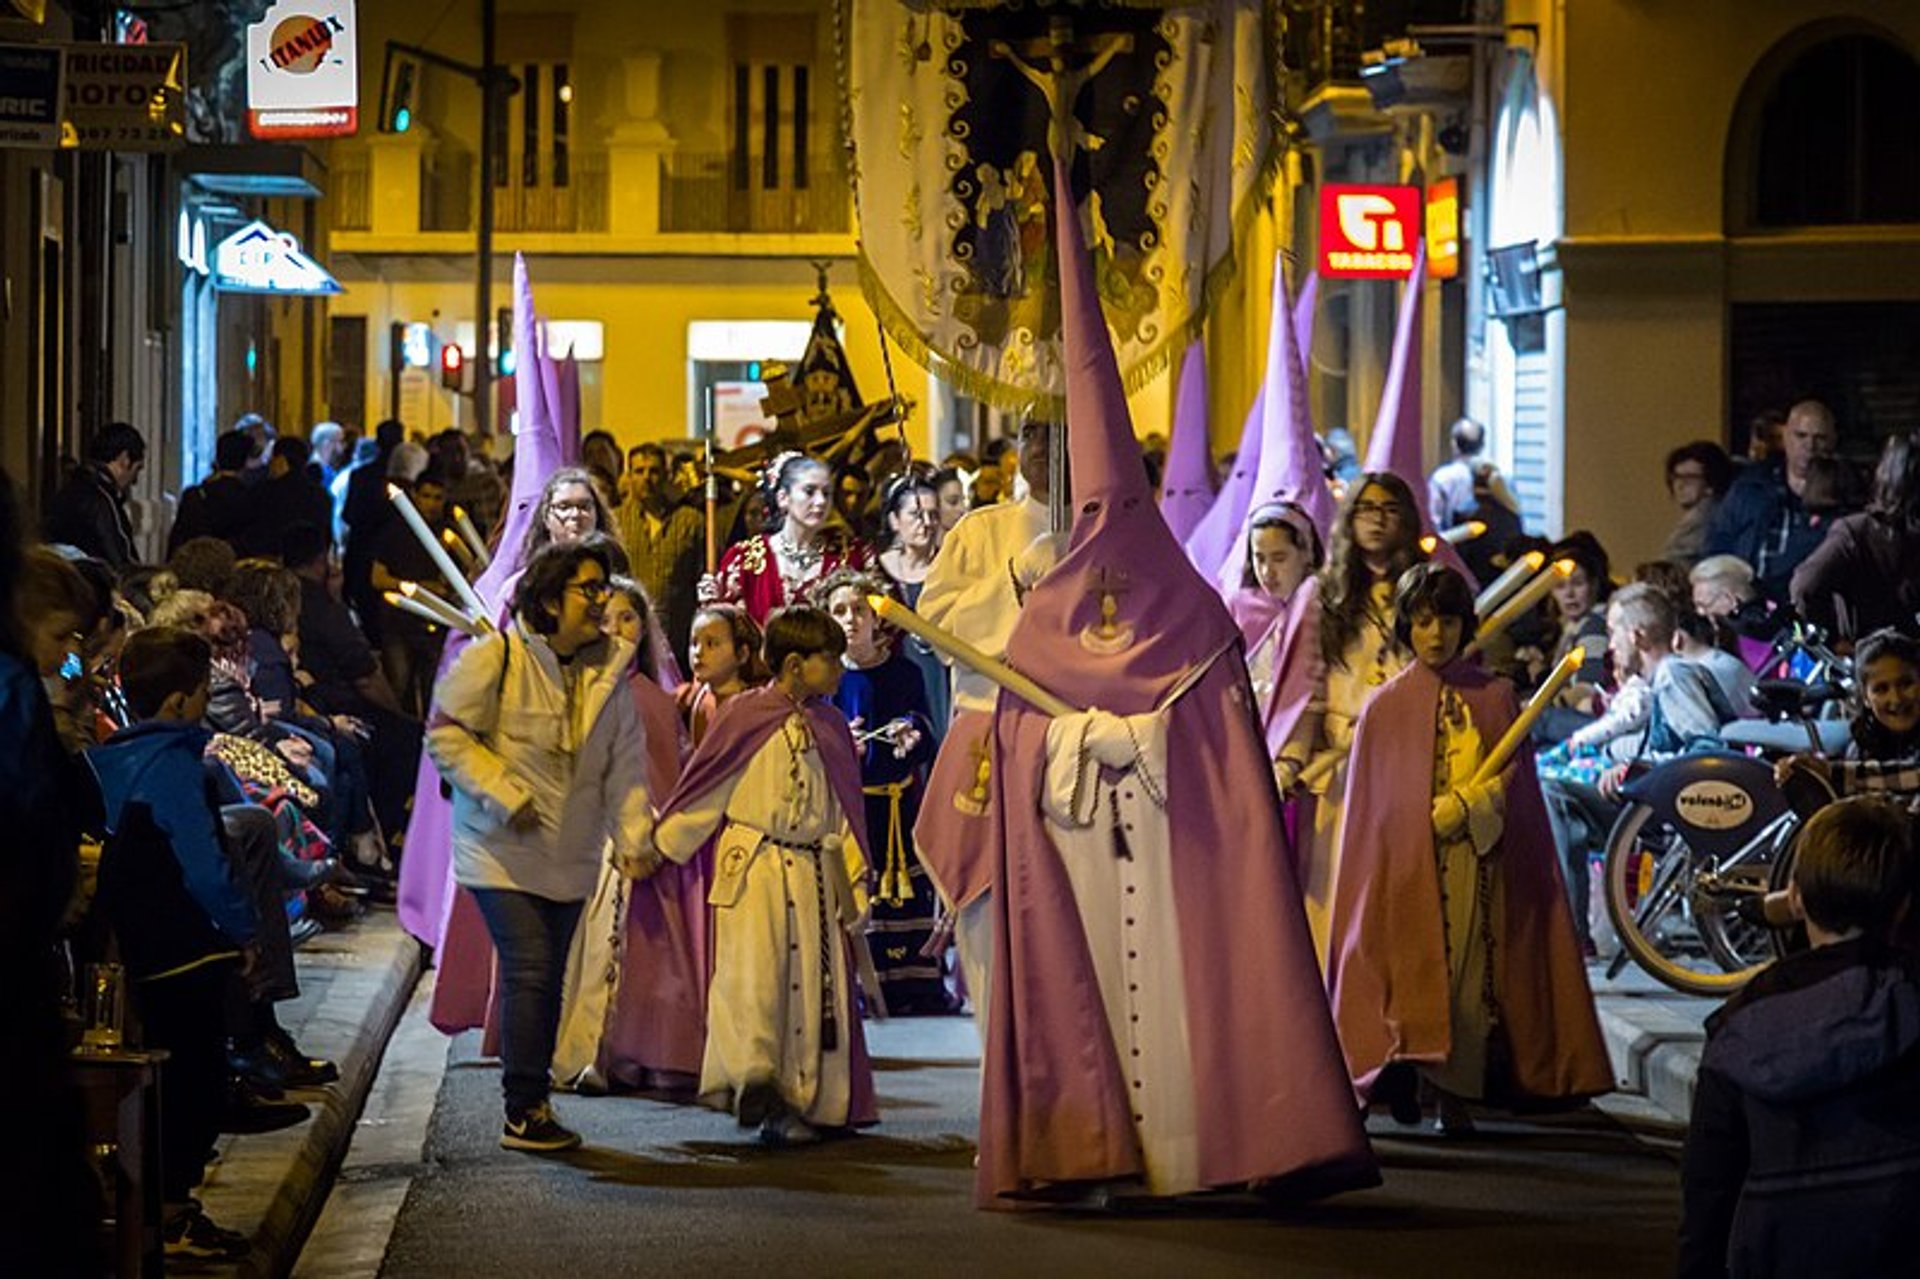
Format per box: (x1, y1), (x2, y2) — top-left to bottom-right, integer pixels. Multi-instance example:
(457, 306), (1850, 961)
(1225, 577), (1323, 759)
(913, 709), (995, 911)
(1327, 660), (1613, 1102)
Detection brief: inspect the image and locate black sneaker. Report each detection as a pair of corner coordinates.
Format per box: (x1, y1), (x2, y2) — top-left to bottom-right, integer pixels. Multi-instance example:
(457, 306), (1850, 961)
(164, 1206), (250, 1262)
(501, 1101), (581, 1152)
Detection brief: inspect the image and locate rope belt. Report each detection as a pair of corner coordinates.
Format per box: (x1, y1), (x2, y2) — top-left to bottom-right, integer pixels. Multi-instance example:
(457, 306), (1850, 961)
(862, 777), (917, 905)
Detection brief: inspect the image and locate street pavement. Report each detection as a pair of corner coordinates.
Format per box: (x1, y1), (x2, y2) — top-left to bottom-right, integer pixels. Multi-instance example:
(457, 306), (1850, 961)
(363, 1017), (1682, 1279)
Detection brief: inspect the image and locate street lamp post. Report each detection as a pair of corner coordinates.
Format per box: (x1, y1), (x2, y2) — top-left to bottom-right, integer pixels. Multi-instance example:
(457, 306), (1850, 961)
(473, 0), (495, 437)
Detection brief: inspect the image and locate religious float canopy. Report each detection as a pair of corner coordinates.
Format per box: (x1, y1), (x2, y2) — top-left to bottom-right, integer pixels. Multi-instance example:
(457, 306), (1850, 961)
(838, 0), (1283, 413)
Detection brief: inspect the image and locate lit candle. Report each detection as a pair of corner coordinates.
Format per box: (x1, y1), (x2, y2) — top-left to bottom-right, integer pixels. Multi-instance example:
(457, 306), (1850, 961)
(868, 594), (1077, 718)
(1472, 645), (1586, 785)
(1474, 550), (1548, 619)
(1439, 519), (1487, 545)
(441, 527), (477, 569)
(1466, 558), (1576, 656)
(451, 505), (491, 568)
(385, 585), (477, 636)
(389, 484), (488, 620)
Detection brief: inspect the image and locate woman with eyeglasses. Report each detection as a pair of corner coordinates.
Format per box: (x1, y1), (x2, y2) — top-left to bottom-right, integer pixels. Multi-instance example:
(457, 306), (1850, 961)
(1289, 472), (1429, 964)
(875, 476), (950, 740)
(426, 539), (656, 1153)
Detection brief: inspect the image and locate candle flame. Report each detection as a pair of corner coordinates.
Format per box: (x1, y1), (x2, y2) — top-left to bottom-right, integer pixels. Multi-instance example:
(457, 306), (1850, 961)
(866, 593), (895, 615)
(1552, 558), (1578, 578)
(1419, 535), (1438, 554)
(399, 581), (420, 598)
(1522, 550), (1546, 571)
(387, 483), (402, 499)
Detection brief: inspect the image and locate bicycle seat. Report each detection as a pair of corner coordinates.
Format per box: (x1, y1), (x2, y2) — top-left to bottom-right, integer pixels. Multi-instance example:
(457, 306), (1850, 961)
(1720, 718), (1853, 756)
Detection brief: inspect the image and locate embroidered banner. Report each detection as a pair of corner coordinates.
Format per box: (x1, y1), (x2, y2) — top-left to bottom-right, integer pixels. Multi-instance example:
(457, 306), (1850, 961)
(837, 0), (1281, 412)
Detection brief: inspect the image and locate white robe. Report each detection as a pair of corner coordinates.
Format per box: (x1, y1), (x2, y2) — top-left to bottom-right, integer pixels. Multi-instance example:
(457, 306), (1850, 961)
(655, 714), (867, 1125)
(1041, 708), (1201, 1197)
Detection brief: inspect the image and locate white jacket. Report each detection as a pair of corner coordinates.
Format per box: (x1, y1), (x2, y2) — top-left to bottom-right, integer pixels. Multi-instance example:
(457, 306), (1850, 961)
(427, 624), (651, 903)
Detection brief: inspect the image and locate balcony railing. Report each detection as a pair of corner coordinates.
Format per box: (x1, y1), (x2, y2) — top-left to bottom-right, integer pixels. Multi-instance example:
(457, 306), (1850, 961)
(660, 150), (852, 235)
(330, 150), (370, 231)
(492, 151), (609, 233)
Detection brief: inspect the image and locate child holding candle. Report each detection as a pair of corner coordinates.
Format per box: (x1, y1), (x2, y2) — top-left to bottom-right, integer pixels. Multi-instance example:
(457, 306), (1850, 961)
(1327, 564), (1611, 1136)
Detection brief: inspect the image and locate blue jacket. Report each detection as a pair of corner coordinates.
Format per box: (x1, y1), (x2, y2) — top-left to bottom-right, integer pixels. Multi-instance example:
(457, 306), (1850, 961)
(1705, 460), (1832, 601)
(87, 721), (256, 978)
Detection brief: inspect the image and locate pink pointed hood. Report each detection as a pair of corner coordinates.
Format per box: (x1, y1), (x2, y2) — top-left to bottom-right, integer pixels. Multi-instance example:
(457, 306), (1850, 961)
(473, 254), (564, 608)
(1182, 389), (1263, 577)
(1157, 339), (1216, 543)
(1362, 244), (1430, 519)
(1293, 271), (1318, 385)
(1004, 161), (1238, 716)
(1211, 255), (1333, 594)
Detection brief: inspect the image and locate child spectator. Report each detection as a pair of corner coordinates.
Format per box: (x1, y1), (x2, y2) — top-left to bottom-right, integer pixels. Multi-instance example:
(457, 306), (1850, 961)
(88, 627), (257, 1262)
(1679, 796), (1920, 1278)
(677, 603), (768, 746)
(651, 606), (878, 1145)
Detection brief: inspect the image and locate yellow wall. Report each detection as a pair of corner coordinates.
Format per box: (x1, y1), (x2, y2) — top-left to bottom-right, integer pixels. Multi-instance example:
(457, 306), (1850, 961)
(1551, 2), (1920, 567)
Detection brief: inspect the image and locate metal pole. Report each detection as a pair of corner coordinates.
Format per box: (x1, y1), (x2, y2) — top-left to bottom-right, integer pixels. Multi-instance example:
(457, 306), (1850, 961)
(472, 0), (496, 438)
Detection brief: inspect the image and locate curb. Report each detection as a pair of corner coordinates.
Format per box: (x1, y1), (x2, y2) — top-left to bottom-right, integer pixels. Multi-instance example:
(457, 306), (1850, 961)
(199, 912), (423, 1279)
(1593, 986), (1708, 1130)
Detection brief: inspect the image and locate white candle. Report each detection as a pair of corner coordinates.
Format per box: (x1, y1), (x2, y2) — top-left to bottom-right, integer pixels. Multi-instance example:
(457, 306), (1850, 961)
(385, 587), (477, 636)
(1439, 520), (1487, 545)
(1474, 550), (1547, 618)
(1466, 558), (1576, 657)
(389, 484), (488, 620)
(452, 505), (491, 567)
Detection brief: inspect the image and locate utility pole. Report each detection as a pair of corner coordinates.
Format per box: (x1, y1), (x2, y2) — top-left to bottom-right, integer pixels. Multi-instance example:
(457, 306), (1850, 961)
(473, 0), (496, 437)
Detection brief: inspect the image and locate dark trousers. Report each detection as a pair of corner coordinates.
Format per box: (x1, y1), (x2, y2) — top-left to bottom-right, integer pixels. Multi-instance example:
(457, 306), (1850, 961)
(469, 887), (583, 1116)
(222, 803), (297, 1004)
(1544, 777), (1617, 947)
(135, 962), (232, 1205)
(381, 630), (443, 721)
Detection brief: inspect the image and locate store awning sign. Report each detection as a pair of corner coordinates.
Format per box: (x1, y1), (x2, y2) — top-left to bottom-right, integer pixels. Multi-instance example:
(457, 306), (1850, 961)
(1318, 183), (1422, 279)
(1427, 178), (1460, 280)
(246, 0), (358, 139)
(59, 43), (186, 150)
(0, 43), (63, 147)
(212, 220), (341, 295)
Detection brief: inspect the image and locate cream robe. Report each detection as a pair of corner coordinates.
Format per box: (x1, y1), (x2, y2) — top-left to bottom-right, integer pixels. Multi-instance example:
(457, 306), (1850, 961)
(655, 714), (868, 1125)
(1041, 709), (1201, 1197)
(1428, 685), (1507, 1100)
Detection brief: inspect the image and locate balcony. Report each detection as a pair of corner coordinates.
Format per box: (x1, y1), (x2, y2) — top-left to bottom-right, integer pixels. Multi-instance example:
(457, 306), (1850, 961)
(660, 151), (851, 236)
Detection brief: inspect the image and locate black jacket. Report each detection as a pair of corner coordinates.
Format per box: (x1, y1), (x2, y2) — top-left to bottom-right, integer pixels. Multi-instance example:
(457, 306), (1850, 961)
(168, 471), (260, 556)
(44, 463), (136, 568)
(1679, 938), (1920, 1278)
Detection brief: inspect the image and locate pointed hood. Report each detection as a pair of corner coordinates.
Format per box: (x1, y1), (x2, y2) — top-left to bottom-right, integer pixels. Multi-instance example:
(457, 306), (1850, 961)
(1292, 271), (1318, 385)
(1003, 161), (1238, 717)
(1157, 339), (1216, 543)
(475, 254), (565, 606)
(1362, 244), (1430, 518)
(1211, 254), (1333, 594)
(1182, 382), (1264, 576)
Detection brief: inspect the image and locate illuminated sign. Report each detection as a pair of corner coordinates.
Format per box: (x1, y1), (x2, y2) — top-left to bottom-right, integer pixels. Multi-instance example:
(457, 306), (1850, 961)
(59, 42), (186, 151)
(212, 220), (341, 295)
(1318, 183), (1421, 279)
(1426, 178), (1460, 280)
(245, 0), (358, 139)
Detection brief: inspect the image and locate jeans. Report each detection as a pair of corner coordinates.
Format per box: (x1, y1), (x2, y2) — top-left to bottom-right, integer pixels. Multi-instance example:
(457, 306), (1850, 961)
(469, 887), (583, 1116)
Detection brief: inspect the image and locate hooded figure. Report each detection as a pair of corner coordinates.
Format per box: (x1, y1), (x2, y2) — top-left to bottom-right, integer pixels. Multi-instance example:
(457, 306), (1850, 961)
(1156, 341), (1216, 544)
(970, 159), (1378, 1208)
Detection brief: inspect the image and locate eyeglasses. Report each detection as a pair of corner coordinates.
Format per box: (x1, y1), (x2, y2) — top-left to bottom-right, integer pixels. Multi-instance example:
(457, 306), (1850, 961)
(1352, 501), (1402, 522)
(567, 580), (614, 602)
(1669, 468), (1708, 484)
(550, 500), (595, 518)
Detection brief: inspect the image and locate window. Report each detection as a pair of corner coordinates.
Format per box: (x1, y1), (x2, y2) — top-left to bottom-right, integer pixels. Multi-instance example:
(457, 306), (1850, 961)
(1747, 33), (1920, 227)
(727, 14), (817, 201)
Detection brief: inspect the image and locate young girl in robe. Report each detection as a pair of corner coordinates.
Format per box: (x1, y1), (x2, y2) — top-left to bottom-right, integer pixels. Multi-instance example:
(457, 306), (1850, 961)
(650, 607), (879, 1144)
(817, 570), (951, 1014)
(678, 604), (768, 747)
(1224, 502), (1325, 793)
(1293, 473), (1428, 961)
(1328, 565), (1611, 1135)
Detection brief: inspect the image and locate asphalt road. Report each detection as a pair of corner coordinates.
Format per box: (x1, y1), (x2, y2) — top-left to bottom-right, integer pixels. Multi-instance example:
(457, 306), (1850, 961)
(379, 1019), (1681, 1278)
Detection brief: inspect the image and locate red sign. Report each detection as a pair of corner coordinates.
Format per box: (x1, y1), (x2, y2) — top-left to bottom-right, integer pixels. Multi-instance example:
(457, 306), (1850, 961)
(1427, 178), (1460, 280)
(1318, 183), (1421, 279)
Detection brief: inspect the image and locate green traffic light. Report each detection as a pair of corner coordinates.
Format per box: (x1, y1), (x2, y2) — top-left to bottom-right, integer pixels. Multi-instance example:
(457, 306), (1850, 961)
(394, 106), (412, 132)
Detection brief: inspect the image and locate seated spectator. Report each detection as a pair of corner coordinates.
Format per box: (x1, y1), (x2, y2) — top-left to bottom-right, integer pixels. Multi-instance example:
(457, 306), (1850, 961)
(168, 534), (239, 599)
(1661, 441), (1735, 567)
(169, 429), (261, 557)
(45, 420), (145, 569)
(1777, 629), (1920, 815)
(1679, 797), (1920, 1279)
(89, 628), (259, 1262)
(1675, 608), (1757, 719)
(1691, 554), (1780, 665)
(1707, 400), (1848, 602)
(1791, 430), (1920, 643)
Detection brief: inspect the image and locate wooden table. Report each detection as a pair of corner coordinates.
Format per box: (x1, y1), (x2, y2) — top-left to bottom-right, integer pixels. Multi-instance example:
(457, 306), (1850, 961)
(72, 1047), (166, 1278)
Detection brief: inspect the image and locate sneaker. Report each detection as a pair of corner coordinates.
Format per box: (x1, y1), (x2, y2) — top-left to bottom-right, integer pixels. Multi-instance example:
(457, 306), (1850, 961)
(758, 1112), (819, 1147)
(501, 1101), (582, 1152)
(735, 1079), (782, 1128)
(164, 1206), (250, 1262)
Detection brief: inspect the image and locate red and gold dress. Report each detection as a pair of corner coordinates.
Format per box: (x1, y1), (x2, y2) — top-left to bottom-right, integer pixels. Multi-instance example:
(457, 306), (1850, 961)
(713, 528), (872, 624)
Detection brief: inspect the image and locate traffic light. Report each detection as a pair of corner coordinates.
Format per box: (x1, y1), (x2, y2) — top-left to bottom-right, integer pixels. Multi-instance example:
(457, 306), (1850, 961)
(440, 341), (465, 391)
(496, 306), (514, 377)
(380, 48), (419, 133)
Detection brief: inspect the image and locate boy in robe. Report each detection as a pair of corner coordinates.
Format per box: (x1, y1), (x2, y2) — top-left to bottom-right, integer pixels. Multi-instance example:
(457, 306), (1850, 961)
(969, 158), (1378, 1208)
(1328, 565), (1612, 1135)
(648, 606), (879, 1144)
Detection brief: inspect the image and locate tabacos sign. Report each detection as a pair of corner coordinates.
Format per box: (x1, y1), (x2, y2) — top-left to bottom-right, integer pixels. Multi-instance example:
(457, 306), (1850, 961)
(1318, 184), (1422, 280)
(246, 0), (358, 139)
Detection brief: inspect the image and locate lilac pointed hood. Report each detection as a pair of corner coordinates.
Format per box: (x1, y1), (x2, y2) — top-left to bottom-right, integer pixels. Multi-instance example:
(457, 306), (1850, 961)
(1293, 271), (1318, 385)
(474, 254), (565, 608)
(1004, 162), (1238, 716)
(1210, 255), (1333, 594)
(1158, 339), (1216, 543)
(1362, 244), (1430, 522)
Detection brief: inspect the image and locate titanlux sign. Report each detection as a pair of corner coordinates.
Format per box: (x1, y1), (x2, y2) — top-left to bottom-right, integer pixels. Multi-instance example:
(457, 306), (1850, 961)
(245, 0), (358, 139)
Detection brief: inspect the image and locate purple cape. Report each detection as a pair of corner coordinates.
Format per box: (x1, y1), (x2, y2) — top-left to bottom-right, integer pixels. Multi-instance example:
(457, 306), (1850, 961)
(972, 159), (1377, 1207)
(914, 709), (995, 911)
(1225, 576), (1323, 759)
(1328, 660), (1613, 1101)
(659, 682), (877, 1126)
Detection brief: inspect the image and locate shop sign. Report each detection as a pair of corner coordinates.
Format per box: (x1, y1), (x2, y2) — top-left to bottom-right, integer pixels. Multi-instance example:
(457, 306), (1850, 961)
(0, 43), (63, 147)
(1426, 178), (1460, 280)
(246, 0), (358, 139)
(1318, 183), (1422, 279)
(59, 42), (186, 150)
(212, 220), (341, 295)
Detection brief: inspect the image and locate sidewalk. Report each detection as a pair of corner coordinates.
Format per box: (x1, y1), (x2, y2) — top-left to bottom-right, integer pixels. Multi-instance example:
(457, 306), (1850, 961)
(1588, 961), (1715, 1131)
(193, 907), (422, 1279)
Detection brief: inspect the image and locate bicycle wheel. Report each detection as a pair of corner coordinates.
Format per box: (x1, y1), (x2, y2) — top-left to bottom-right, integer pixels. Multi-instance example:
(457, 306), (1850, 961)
(1602, 801), (1776, 997)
